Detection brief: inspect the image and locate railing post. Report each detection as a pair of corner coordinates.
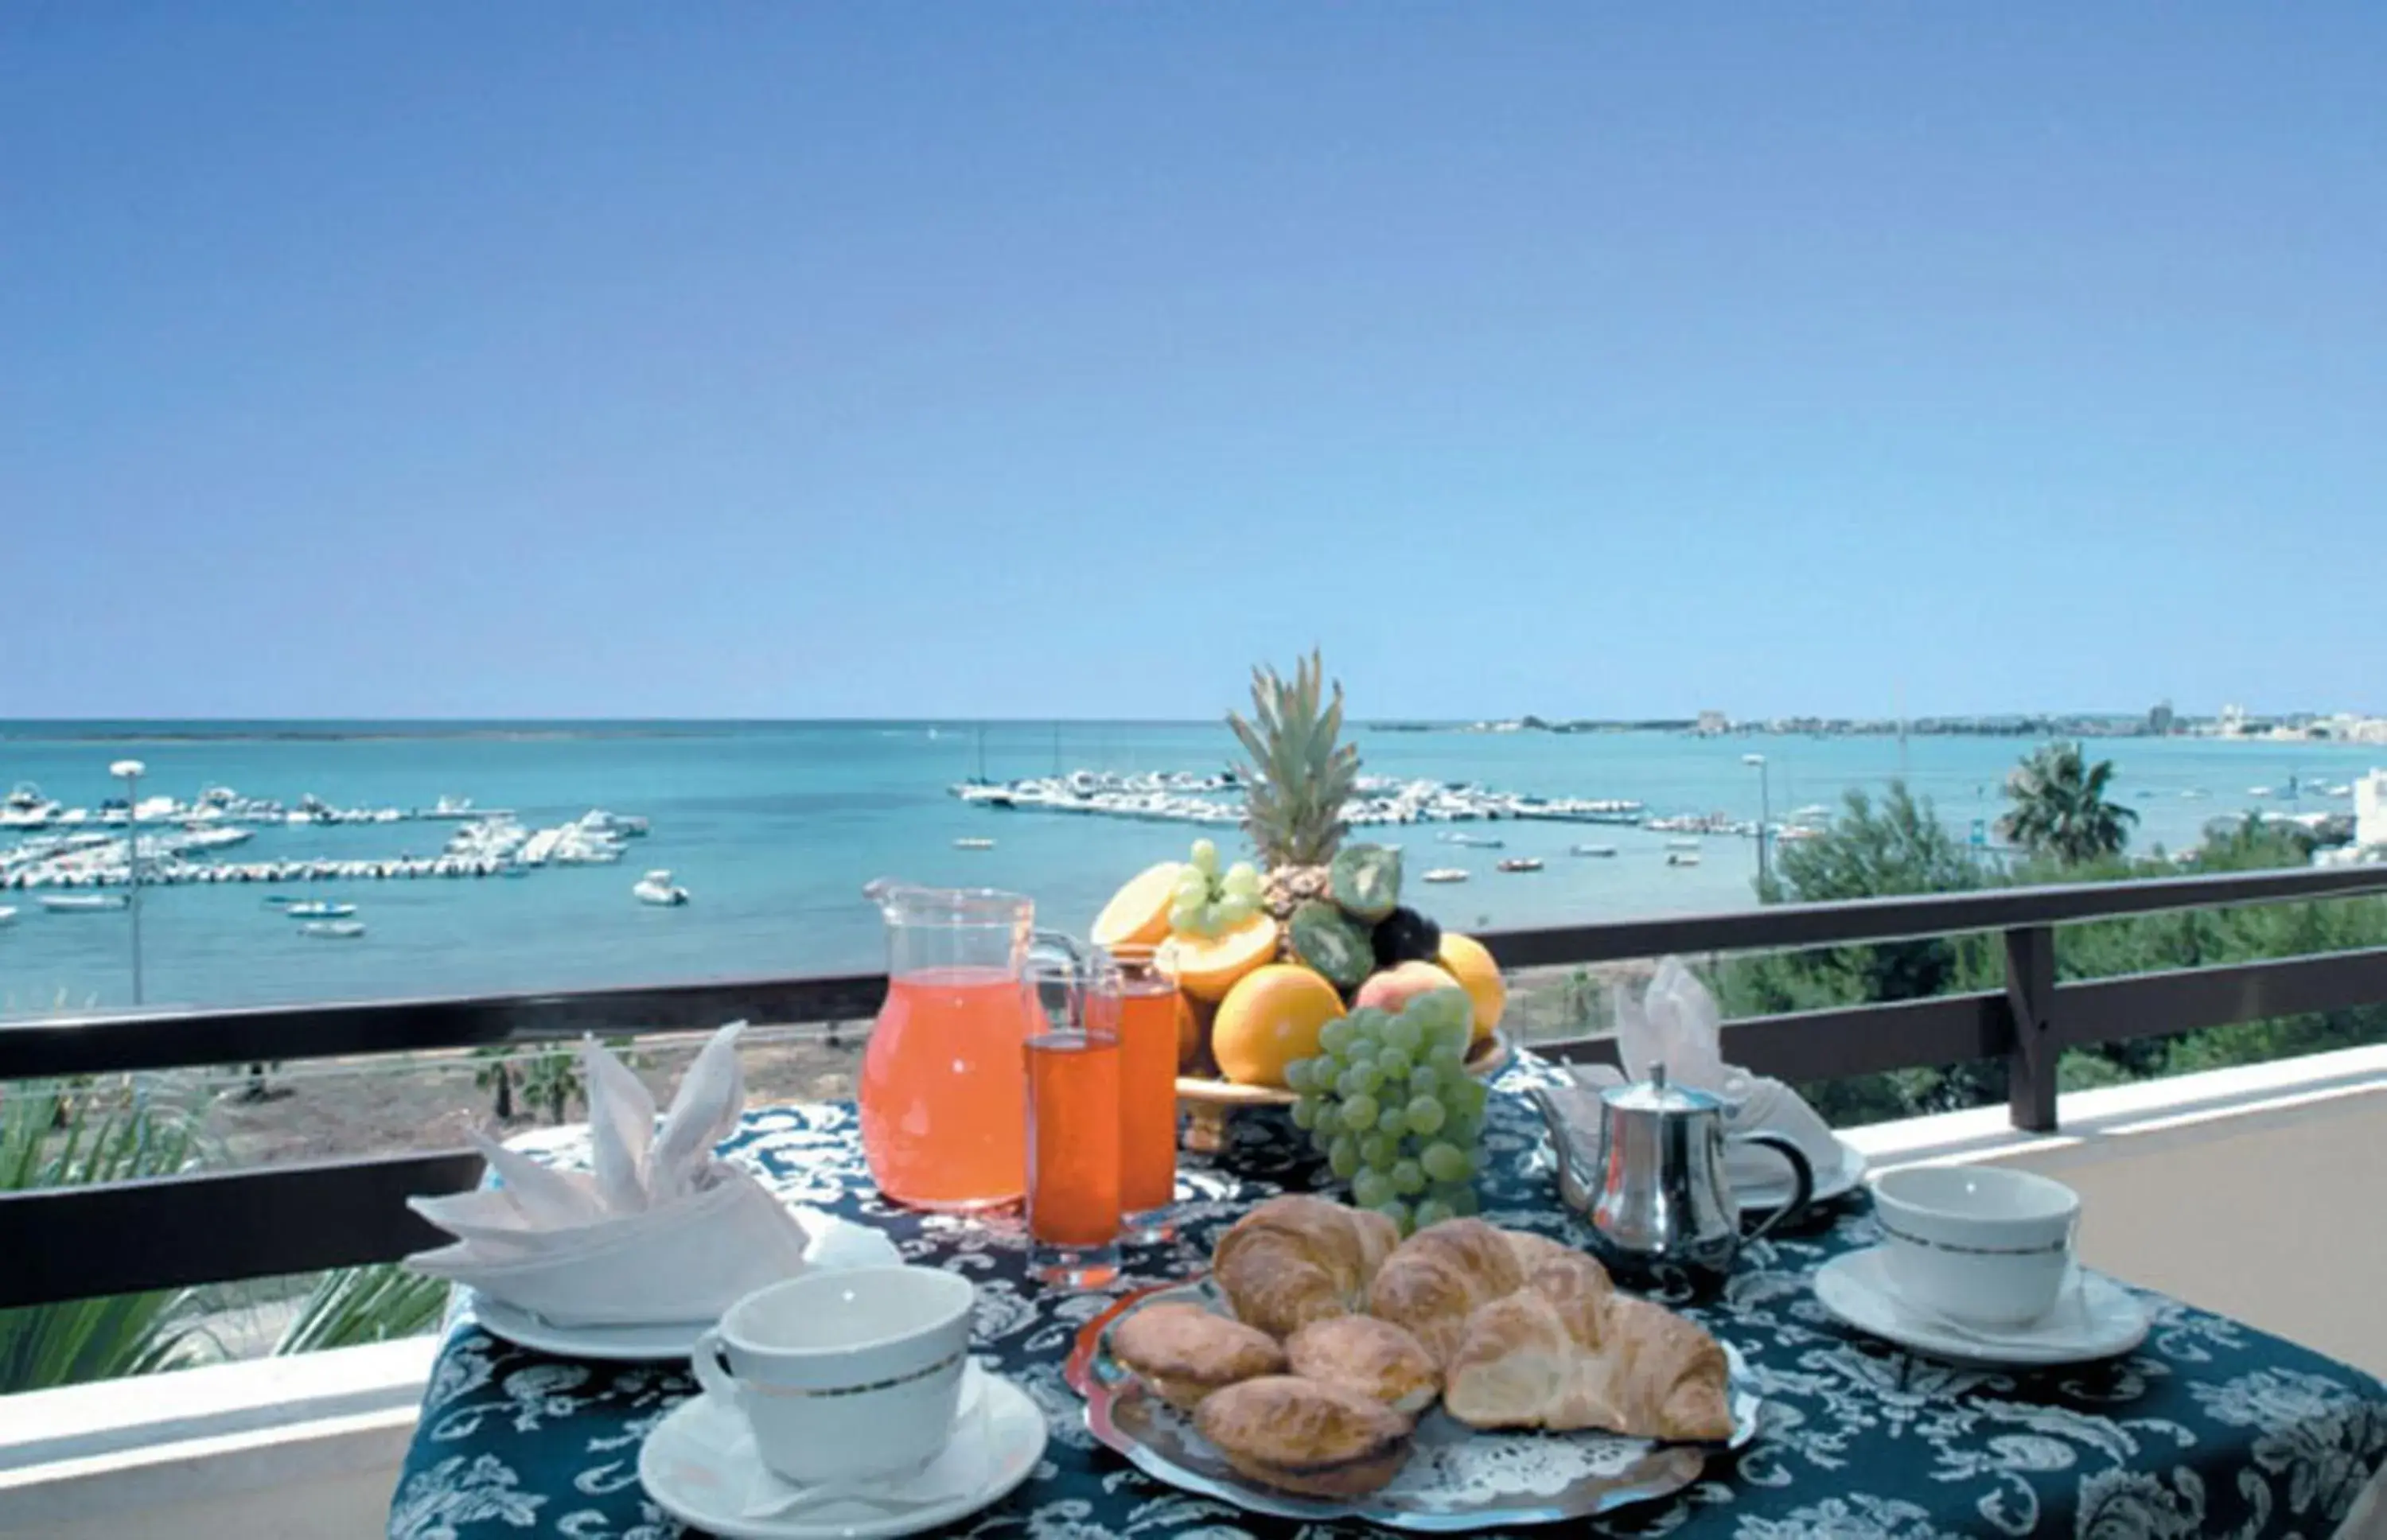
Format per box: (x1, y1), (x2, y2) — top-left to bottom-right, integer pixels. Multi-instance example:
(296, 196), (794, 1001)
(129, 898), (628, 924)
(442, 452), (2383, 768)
(2003, 924), (2058, 1133)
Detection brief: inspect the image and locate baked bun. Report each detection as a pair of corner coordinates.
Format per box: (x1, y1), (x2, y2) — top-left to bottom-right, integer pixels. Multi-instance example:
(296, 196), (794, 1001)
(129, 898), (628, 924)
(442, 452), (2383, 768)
(1193, 1375), (1414, 1498)
(1443, 1276), (1733, 1441)
(1109, 1302), (1286, 1413)
(1213, 1196), (1400, 1339)
(1365, 1218), (1528, 1367)
(1284, 1314), (1440, 1416)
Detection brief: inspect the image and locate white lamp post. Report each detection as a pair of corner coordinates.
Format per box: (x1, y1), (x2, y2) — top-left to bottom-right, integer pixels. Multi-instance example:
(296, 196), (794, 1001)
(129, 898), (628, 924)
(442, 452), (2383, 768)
(1743, 752), (1771, 892)
(111, 758), (146, 1005)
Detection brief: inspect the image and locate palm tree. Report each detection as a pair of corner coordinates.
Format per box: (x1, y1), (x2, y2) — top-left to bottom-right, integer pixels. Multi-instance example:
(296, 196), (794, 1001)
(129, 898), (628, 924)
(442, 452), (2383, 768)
(1997, 741), (2139, 864)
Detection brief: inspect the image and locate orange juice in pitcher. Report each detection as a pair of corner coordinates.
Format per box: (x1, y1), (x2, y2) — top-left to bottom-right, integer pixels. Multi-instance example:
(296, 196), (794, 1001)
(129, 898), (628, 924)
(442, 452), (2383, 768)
(859, 881), (1077, 1210)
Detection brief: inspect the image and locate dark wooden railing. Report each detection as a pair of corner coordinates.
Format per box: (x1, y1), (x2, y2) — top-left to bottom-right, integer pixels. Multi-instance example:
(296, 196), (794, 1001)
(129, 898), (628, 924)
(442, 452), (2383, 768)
(2, 862), (2384, 1309)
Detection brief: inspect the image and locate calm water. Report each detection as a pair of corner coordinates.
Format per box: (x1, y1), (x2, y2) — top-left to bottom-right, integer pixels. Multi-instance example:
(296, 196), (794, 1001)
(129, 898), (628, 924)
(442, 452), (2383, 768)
(1, 721), (2375, 1014)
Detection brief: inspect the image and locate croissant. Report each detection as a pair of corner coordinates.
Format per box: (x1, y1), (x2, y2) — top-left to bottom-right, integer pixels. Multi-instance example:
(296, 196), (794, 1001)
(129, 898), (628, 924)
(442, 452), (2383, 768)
(1443, 1276), (1734, 1442)
(1365, 1218), (1528, 1367)
(1213, 1195), (1401, 1339)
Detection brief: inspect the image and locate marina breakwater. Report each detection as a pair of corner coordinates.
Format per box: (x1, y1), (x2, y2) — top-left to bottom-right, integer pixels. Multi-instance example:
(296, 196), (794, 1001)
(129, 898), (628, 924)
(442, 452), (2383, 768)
(950, 769), (1758, 834)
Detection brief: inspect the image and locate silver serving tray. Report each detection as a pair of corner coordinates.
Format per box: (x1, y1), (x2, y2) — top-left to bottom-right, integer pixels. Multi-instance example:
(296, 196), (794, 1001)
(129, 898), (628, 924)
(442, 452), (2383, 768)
(1066, 1278), (1762, 1531)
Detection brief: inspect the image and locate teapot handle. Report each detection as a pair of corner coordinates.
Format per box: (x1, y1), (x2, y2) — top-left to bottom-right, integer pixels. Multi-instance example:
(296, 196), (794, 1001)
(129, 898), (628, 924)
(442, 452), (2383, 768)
(1730, 1130), (1817, 1242)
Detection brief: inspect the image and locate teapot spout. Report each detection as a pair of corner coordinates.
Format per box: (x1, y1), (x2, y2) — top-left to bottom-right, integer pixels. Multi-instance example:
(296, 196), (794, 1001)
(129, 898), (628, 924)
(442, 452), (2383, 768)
(1526, 1086), (1595, 1215)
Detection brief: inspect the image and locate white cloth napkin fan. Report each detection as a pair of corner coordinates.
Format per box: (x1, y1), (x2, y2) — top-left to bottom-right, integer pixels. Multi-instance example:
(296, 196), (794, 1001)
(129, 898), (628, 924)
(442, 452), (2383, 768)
(1564, 957), (1843, 1186)
(406, 1021), (819, 1328)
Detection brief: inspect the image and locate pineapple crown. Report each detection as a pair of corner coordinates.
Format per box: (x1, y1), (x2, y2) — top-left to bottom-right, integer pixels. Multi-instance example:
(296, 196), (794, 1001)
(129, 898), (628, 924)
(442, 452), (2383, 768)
(1227, 650), (1359, 867)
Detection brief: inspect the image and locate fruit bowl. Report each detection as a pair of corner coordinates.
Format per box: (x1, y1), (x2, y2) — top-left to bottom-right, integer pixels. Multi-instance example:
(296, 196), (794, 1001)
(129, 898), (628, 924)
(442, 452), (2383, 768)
(1175, 1029), (1513, 1153)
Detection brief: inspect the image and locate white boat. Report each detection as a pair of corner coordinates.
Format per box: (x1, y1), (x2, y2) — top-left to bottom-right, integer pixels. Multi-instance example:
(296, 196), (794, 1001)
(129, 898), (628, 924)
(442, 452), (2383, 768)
(633, 869), (691, 907)
(41, 893), (130, 912)
(300, 920), (366, 939)
(0, 905), (15, 926)
(1570, 843), (1618, 858)
(1665, 838), (1704, 851)
(2249, 787), (2273, 798)
(1422, 868), (1470, 883)
(953, 837), (996, 850)
(1495, 857), (1544, 873)
(285, 900), (358, 920)
(1668, 852), (1702, 867)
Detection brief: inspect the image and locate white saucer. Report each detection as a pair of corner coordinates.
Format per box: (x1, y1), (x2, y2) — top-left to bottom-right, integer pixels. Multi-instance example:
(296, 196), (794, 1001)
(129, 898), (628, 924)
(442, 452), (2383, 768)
(1813, 1246), (2151, 1367)
(638, 1365), (1048, 1539)
(469, 1292), (707, 1362)
(1737, 1136), (1867, 1211)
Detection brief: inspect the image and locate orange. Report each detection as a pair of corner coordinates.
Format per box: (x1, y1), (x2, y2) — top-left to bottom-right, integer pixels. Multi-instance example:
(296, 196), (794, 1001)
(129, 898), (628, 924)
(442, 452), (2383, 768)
(1435, 931), (1507, 1044)
(1155, 914), (1281, 1001)
(1092, 861), (1186, 951)
(1211, 964), (1346, 1087)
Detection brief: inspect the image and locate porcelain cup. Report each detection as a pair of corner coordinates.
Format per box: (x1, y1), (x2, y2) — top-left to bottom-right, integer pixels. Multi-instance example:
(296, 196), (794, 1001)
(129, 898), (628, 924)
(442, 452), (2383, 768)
(1872, 1165), (2079, 1327)
(691, 1265), (975, 1484)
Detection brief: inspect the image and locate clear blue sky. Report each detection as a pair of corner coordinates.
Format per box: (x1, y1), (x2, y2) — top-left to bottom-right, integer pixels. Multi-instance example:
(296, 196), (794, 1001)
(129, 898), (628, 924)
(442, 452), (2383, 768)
(5, 6), (2380, 721)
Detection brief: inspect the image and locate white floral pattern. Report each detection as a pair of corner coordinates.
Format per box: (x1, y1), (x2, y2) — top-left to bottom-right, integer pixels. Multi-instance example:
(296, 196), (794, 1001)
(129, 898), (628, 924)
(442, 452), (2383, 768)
(390, 1058), (2387, 1538)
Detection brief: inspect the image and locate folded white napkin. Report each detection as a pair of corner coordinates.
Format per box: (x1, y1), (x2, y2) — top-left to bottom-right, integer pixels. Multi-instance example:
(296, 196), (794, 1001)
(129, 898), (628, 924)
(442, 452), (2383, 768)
(1567, 958), (1842, 1190)
(406, 1022), (821, 1327)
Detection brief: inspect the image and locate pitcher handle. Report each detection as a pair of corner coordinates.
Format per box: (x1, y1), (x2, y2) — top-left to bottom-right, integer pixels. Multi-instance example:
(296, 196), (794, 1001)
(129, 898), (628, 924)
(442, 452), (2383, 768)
(1731, 1131), (1816, 1242)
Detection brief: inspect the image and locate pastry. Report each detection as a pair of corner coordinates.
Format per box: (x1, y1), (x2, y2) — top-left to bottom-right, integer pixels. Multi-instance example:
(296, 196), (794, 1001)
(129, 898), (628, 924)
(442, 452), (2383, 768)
(1212, 1195), (1400, 1339)
(1193, 1375), (1414, 1498)
(1443, 1278), (1735, 1441)
(1365, 1217), (1527, 1367)
(1109, 1302), (1287, 1413)
(1284, 1314), (1440, 1415)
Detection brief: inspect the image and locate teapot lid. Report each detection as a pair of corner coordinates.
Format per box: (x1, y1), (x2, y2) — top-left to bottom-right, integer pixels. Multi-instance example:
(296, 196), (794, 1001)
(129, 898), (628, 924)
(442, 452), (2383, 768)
(1600, 1064), (1724, 1116)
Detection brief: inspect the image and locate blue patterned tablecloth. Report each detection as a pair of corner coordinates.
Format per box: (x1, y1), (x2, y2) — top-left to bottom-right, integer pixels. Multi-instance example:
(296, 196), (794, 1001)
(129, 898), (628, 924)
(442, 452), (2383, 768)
(390, 1064), (2387, 1539)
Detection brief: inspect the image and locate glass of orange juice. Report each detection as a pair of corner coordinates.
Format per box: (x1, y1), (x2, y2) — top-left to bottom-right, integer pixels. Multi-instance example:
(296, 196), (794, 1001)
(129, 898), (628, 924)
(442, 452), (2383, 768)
(1022, 951), (1121, 1286)
(1104, 945), (1182, 1242)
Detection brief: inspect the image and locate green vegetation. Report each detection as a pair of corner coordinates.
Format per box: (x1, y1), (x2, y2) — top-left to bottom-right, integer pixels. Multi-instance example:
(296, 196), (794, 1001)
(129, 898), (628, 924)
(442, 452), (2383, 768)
(1718, 772), (2387, 1126)
(0, 1079), (211, 1392)
(0, 1077), (452, 1394)
(1996, 740), (2139, 863)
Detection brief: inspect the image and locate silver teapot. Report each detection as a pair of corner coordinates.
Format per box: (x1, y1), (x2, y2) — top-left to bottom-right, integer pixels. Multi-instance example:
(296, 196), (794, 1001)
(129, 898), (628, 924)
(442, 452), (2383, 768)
(1529, 1067), (1816, 1289)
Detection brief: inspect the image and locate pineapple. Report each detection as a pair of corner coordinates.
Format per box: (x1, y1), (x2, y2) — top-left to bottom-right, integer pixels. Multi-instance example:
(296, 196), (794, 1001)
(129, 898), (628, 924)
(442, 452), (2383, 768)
(1227, 651), (1361, 922)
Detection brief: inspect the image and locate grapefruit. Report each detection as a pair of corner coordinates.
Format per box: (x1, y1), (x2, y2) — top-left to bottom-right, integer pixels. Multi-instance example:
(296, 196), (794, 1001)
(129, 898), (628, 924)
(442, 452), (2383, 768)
(1212, 964), (1347, 1087)
(1155, 914), (1281, 1001)
(1092, 861), (1186, 951)
(1435, 932), (1508, 1044)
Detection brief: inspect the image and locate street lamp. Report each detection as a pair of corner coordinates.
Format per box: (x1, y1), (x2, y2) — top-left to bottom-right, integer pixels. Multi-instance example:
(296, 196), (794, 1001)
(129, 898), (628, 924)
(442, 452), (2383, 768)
(1743, 752), (1771, 893)
(111, 758), (145, 1005)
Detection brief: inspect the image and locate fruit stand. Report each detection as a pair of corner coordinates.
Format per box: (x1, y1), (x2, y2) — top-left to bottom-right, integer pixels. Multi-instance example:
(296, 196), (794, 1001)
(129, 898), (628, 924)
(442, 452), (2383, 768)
(1087, 654), (1511, 1231)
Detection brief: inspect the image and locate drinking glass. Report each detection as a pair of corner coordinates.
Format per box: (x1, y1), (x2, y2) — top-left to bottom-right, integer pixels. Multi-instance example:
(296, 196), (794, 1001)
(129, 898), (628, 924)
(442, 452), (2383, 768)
(1022, 951), (1121, 1285)
(1105, 945), (1182, 1242)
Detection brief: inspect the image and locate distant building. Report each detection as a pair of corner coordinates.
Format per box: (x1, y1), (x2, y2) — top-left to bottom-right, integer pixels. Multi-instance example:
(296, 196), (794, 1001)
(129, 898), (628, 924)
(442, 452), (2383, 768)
(1696, 710), (1730, 737)
(2148, 701), (2175, 737)
(2219, 703), (2249, 738)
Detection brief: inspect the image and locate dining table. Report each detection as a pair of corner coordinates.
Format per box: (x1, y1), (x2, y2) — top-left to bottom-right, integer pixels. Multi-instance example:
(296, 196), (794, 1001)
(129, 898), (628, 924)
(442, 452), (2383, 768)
(387, 1056), (2387, 1539)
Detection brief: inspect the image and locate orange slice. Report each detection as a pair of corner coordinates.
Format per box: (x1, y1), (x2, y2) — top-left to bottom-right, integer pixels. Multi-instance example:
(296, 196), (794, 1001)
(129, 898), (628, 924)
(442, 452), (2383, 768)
(1092, 861), (1186, 951)
(1155, 914), (1282, 1002)
(1212, 963), (1346, 1087)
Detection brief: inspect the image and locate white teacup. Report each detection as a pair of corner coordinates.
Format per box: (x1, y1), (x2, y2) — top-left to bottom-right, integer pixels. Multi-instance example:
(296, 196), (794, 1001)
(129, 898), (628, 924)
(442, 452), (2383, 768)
(691, 1265), (976, 1485)
(1873, 1165), (2080, 1327)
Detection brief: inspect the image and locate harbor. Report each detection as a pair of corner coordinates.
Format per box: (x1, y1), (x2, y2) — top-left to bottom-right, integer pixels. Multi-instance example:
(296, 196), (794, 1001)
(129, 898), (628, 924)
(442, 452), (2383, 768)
(0, 785), (655, 893)
(951, 769), (1653, 828)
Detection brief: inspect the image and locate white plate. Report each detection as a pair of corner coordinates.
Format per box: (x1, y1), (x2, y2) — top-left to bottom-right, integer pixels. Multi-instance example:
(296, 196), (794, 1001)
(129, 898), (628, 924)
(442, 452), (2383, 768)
(1813, 1246), (2151, 1367)
(1737, 1137), (1867, 1212)
(639, 1366), (1047, 1540)
(468, 1292), (709, 1362)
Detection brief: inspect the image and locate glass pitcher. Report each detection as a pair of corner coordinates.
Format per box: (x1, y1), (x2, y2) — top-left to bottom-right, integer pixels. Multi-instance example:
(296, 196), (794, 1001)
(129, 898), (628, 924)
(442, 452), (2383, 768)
(859, 881), (1078, 1211)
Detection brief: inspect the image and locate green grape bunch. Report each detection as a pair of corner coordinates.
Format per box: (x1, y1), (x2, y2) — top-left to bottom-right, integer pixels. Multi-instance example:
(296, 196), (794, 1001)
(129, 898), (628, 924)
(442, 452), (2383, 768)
(1168, 837), (1265, 937)
(1286, 986), (1491, 1235)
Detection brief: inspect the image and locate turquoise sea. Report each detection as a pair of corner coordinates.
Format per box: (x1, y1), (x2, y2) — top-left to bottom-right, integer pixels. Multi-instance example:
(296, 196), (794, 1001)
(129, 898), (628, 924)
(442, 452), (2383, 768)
(2, 721), (2377, 1016)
